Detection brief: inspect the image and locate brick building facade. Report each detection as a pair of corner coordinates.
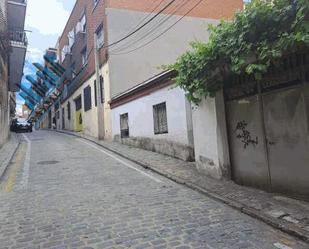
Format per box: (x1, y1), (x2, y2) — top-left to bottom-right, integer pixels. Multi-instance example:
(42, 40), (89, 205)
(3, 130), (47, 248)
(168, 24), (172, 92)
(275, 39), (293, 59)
(58, 0), (107, 98)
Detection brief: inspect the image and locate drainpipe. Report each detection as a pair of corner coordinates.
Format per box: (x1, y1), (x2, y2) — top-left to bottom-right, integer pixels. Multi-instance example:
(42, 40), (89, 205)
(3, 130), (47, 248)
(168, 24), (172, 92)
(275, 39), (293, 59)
(94, 34), (105, 140)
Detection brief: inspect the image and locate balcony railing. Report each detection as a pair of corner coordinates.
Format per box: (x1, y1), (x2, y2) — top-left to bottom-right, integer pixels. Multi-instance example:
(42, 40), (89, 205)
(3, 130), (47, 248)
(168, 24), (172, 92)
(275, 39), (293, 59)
(9, 30), (27, 47)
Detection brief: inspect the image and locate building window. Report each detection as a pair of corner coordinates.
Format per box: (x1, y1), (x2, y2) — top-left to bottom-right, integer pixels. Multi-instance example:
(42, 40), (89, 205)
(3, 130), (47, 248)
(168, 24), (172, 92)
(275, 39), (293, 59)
(75, 96), (82, 111)
(80, 14), (86, 33)
(67, 102), (71, 120)
(95, 24), (104, 48)
(81, 47), (87, 66)
(83, 85), (92, 112)
(120, 113), (129, 138)
(100, 75), (104, 103)
(94, 0), (99, 6)
(68, 29), (75, 51)
(94, 80), (97, 107)
(153, 102), (168, 134)
(61, 47), (66, 63)
(71, 63), (76, 79)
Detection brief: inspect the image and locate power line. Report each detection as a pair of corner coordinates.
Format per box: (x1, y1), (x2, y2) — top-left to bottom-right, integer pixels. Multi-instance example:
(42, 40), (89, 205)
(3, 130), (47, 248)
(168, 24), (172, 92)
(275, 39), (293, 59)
(111, 0), (205, 56)
(126, 0), (167, 33)
(101, 0), (178, 49)
(111, 0), (168, 52)
(110, 0), (190, 54)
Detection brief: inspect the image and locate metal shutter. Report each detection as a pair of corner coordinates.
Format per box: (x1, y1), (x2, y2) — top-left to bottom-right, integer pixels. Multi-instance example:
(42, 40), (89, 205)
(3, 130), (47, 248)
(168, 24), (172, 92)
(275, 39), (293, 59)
(83, 85), (92, 111)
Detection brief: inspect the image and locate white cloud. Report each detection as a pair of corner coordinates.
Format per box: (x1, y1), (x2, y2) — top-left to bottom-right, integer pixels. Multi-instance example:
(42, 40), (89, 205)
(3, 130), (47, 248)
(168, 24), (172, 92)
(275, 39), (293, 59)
(26, 47), (44, 63)
(26, 0), (70, 35)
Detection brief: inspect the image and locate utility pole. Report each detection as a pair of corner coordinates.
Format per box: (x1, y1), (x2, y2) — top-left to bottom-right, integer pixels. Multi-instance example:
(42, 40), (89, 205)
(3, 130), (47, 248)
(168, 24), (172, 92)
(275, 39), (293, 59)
(94, 34), (105, 140)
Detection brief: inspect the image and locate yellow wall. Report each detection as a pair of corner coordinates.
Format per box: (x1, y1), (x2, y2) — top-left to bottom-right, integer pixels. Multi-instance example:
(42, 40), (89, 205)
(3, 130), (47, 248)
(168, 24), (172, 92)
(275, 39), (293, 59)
(75, 109), (83, 132)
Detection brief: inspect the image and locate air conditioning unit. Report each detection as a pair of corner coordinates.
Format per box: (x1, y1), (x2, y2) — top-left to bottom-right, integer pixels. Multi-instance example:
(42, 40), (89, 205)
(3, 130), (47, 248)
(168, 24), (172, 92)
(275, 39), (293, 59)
(76, 22), (85, 34)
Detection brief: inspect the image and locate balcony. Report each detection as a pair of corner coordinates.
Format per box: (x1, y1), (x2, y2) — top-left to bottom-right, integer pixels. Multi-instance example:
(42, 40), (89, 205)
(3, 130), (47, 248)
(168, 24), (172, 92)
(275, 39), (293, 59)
(8, 30), (27, 92)
(7, 0), (27, 92)
(9, 30), (27, 47)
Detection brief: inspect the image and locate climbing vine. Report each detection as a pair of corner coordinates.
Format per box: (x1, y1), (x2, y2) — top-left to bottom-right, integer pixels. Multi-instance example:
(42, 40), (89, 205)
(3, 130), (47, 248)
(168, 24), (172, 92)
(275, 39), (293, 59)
(167, 0), (309, 105)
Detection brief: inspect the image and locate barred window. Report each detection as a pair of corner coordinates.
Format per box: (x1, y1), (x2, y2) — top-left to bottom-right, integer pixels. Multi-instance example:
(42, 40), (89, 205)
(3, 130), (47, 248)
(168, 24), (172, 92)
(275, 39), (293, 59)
(153, 102), (168, 134)
(94, 80), (97, 107)
(75, 96), (82, 111)
(100, 75), (104, 103)
(67, 102), (71, 120)
(120, 113), (129, 138)
(83, 85), (92, 112)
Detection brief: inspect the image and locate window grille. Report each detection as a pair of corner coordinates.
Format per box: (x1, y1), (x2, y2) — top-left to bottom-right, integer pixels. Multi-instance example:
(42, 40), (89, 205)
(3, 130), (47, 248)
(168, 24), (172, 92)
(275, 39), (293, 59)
(153, 102), (168, 134)
(75, 96), (82, 111)
(94, 80), (97, 107)
(120, 113), (129, 138)
(83, 85), (92, 112)
(67, 102), (71, 120)
(100, 75), (104, 103)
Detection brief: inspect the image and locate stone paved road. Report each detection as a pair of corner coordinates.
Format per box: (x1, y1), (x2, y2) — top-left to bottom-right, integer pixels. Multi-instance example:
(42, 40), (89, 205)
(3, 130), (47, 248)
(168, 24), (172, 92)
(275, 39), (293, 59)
(0, 131), (308, 249)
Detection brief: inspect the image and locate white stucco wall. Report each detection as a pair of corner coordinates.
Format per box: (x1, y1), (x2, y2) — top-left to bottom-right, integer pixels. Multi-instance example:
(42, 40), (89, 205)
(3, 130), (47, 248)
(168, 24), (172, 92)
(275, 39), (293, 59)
(106, 8), (218, 98)
(111, 85), (190, 145)
(192, 91), (230, 179)
(192, 97), (219, 167)
(102, 63), (113, 140)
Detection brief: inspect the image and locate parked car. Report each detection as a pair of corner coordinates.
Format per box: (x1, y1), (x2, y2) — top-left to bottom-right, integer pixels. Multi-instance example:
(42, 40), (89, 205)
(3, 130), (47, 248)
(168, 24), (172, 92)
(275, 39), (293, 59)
(10, 119), (32, 133)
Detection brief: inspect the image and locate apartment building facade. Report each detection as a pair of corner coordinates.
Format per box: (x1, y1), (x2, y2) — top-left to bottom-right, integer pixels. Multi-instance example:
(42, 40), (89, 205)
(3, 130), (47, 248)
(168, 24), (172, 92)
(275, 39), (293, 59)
(0, 0), (27, 147)
(51, 0), (108, 139)
(39, 0), (242, 160)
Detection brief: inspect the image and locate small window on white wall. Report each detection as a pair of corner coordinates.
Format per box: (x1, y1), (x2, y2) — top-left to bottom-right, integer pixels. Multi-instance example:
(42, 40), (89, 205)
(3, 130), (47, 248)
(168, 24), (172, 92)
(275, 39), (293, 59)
(120, 113), (129, 138)
(153, 102), (168, 135)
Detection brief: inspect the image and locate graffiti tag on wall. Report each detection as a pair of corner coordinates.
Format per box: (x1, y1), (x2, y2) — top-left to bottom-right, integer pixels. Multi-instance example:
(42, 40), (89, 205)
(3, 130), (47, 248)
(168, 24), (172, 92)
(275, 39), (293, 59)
(235, 121), (258, 149)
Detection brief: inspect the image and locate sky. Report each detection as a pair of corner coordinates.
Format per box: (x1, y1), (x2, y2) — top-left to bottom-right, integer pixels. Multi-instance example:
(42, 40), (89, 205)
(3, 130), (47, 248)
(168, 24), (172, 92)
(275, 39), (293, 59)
(17, 0), (76, 115)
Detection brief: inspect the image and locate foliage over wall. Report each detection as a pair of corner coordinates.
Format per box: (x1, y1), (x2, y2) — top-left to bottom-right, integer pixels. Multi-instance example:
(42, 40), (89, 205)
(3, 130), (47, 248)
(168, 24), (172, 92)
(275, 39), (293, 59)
(167, 0), (309, 104)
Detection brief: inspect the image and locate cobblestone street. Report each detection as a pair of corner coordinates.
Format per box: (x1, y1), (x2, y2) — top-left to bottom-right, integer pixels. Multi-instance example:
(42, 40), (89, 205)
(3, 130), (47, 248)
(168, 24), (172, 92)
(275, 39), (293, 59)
(0, 131), (308, 249)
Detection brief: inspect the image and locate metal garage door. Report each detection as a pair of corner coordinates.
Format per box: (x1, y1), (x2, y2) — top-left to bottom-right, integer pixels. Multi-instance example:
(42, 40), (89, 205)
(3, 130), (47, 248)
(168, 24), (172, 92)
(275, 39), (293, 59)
(225, 52), (309, 200)
(226, 95), (270, 190)
(262, 86), (309, 199)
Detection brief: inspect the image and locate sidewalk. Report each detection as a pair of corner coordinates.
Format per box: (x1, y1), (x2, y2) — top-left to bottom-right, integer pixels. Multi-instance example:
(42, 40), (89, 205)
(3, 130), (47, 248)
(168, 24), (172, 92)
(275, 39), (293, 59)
(0, 133), (20, 180)
(53, 129), (309, 243)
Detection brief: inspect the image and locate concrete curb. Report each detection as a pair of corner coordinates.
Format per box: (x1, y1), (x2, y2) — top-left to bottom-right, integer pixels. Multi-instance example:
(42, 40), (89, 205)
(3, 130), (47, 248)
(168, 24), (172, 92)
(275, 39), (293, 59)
(0, 134), (21, 181)
(52, 129), (309, 244)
